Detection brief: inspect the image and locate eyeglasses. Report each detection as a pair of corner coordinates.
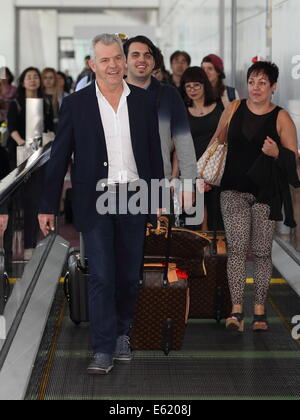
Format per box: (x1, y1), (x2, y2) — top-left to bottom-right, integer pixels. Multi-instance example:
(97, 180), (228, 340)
(185, 83), (203, 91)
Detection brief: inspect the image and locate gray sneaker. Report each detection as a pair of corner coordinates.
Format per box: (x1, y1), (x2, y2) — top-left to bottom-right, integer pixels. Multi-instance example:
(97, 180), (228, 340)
(87, 353), (114, 375)
(113, 335), (133, 362)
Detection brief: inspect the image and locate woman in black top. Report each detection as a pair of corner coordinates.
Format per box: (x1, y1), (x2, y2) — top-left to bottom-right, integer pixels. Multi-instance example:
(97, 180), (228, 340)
(182, 66), (224, 230)
(208, 62), (298, 332)
(7, 67), (53, 167)
(6, 67), (53, 261)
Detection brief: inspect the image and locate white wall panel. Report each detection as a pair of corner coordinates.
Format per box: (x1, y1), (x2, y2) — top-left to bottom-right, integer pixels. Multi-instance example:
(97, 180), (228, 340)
(235, 0), (269, 97)
(0, 0), (15, 71)
(19, 9), (58, 72)
(223, 0), (233, 84)
(273, 0), (300, 144)
(159, 0), (233, 84)
(159, 0), (222, 71)
(235, 9), (267, 98)
(236, 0), (266, 22)
(58, 11), (154, 38)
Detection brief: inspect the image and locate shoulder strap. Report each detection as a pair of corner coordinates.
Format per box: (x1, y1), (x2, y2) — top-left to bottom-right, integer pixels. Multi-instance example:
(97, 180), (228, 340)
(228, 99), (241, 122)
(218, 100), (241, 145)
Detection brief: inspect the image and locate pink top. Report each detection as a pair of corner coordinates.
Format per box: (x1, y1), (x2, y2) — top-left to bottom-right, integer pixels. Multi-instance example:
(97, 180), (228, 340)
(0, 84), (17, 122)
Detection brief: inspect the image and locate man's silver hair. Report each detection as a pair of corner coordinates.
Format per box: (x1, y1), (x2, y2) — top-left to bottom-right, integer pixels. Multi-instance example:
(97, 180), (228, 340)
(90, 34), (124, 60)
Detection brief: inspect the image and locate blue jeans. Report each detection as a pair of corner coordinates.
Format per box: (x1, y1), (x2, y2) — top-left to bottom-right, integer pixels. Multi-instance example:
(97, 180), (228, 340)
(82, 212), (147, 354)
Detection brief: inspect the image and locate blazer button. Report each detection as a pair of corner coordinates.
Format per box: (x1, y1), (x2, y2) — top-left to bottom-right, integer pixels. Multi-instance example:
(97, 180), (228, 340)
(103, 162), (108, 167)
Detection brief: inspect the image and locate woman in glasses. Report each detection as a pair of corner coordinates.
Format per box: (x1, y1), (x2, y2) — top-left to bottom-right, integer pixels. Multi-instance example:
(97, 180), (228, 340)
(181, 66), (224, 231)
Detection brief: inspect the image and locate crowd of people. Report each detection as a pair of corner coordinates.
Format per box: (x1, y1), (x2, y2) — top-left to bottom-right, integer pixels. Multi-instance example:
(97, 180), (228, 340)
(0, 66), (72, 260)
(0, 46), (241, 234)
(0, 33), (299, 374)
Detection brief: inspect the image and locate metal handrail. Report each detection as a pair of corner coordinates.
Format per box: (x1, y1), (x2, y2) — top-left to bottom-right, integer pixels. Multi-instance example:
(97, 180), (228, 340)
(0, 142), (52, 207)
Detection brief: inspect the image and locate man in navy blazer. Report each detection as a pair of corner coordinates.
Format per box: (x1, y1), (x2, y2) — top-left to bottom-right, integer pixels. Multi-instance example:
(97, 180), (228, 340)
(39, 34), (164, 375)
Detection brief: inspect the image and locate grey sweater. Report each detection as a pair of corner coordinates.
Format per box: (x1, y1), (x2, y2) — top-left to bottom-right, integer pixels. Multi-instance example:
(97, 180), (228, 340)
(147, 77), (197, 183)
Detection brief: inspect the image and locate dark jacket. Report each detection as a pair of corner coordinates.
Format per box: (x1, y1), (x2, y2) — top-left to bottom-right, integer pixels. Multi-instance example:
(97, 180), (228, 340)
(247, 147), (300, 227)
(39, 82), (164, 233)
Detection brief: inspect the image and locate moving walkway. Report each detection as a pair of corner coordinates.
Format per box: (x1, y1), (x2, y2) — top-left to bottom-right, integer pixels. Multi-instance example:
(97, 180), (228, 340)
(0, 145), (299, 400)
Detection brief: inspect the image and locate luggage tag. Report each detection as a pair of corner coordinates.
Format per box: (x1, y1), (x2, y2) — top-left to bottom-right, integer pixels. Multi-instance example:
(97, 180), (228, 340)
(144, 263), (188, 284)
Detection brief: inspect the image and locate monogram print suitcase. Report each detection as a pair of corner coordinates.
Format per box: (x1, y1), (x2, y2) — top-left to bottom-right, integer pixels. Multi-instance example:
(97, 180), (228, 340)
(188, 231), (232, 321)
(130, 217), (210, 354)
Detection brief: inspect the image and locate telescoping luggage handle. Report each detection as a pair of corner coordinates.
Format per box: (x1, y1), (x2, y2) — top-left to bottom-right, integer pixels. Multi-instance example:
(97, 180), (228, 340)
(163, 215), (173, 285)
(79, 233), (86, 269)
(141, 214), (173, 287)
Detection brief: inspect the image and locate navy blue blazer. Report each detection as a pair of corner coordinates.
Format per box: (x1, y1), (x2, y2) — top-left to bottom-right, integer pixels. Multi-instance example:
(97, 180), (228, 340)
(40, 82), (164, 233)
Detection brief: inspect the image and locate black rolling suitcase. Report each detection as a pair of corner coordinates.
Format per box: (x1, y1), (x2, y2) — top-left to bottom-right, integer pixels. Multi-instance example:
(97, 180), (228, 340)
(64, 235), (89, 324)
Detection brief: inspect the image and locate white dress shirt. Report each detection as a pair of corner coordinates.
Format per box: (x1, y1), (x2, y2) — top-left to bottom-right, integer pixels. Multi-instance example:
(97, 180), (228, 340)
(95, 80), (139, 184)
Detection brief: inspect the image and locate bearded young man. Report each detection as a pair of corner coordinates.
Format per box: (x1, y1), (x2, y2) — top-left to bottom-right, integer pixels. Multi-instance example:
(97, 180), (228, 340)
(124, 36), (197, 211)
